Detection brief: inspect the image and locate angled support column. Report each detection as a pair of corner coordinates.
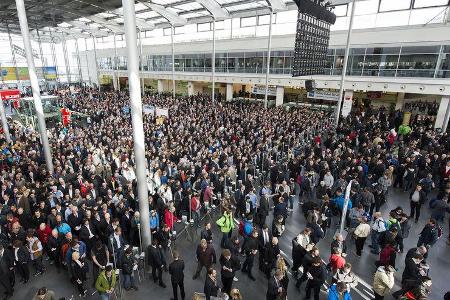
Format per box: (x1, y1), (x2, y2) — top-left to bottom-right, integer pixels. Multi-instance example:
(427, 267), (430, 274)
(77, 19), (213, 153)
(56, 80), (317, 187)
(171, 26), (176, 98)
(335, 0), (356, 126)
(84, 38), (92, 87)
(92, 36), (101, 91)
(15, 0), (54, 175)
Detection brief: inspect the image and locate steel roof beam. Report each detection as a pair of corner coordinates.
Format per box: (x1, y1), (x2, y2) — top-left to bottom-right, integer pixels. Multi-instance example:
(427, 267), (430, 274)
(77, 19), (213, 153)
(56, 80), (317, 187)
(68, 20), (111, 36)
(85, 15), (124, 33)
(265, 0), (287, 12)
(140, 2), (187, 26)
(194, 0), (229, 20)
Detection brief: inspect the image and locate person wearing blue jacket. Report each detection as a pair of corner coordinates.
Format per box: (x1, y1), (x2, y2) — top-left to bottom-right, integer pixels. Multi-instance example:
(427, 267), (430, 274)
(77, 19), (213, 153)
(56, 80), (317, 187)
(328, 282), (352, 300)
(331, 190), (352, 212)
(149, 210), (159, 235)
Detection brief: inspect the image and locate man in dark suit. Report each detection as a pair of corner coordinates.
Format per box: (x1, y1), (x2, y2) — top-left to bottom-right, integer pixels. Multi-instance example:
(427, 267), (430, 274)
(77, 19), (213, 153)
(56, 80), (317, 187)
(67, 205), (83, 236)
(257, 194), (270, 228)
(266, 269), (283, 300)
(168, 251), (185, 300)
(148, 240), (166, 288)
(0, 244), (14, 298)
(258, 224), (272, 272)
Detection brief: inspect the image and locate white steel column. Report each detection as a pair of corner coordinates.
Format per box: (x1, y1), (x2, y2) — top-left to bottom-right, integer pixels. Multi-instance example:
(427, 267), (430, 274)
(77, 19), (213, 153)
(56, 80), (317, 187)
(264, 10), (273, 108)
(171, 26), (176, 98)
(335, 0), (356, 126)
(138, 29), (144, 96)
(15, 0), (54, 175)
(92, 36), (100, 91)
(7, 24), (22, 91)
(75, 39), (83, 85)
(113, 34), (119, 91)
(84, 38), (92, 86)
(122, 0), (151, 248)
(211, 19), (216, 102)
(0, 99), (11, 144)
(49, 32), (60, 86)
(61, 35), (71, 84)
(36, 28), (48, 91)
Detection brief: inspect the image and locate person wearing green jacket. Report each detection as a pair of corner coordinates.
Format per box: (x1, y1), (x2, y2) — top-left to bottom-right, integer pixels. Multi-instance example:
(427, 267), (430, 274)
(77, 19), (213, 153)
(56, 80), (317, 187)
(95, 265), (117, 300)
(216, 209), (235, 248)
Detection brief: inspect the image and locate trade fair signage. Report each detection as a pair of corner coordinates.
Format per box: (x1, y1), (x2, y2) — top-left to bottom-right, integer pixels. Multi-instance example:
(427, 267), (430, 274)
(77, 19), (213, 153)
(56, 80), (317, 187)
(307, 90), (339, 101)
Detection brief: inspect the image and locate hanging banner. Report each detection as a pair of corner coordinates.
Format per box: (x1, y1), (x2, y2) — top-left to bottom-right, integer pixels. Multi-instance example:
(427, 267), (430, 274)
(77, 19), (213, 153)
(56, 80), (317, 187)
(155, 107), (169, 118)
(341, 90), (353, 118)
(307, 90), (340, 101)
(60, 107), (71, 127)
(252, 85), (277, 96)
(143, 104), (155, 115)
(44, 67), (57, 80)
(0, 89), (21, 101)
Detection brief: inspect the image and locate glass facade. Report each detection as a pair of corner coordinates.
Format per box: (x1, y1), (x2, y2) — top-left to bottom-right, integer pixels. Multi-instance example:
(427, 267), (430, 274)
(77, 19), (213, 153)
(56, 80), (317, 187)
(98, 44), (450, 79)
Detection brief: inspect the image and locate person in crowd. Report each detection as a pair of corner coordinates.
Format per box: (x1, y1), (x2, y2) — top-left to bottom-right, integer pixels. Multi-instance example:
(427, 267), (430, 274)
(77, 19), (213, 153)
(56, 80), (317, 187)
(327, 282), (352, 300)
(32, 287), (56, 300)
(216, 209), (235, 248)
(291, 228), (312, 276)
(372, 265), (395, 300)
(121, 247), (138, 291)
(200, 222), (213, 244)
(26, 232), (45, 277)
(241, 230), (259, 281)
(417, 218), (439, 256)
(148, 239), (166, 288)
(230, 288), (243, 300)
(204, 268), (219, 300)
(13, 240), (30, 284)
(304, 257), (326, 300)
(169, 251), (185, 300)
(370, 212), (387, 254)
(95, 265), (117, 300)
(91, 240), (110, 288)
(259, 224), (272, 273)
(333, 263), (357, 290)
(266, 269), (284, 300)
(409, 185), (427, 223)
(353, 217), (371, 257)
(219, 249), (240, 296)
(193, 239), (216, 280)
(0, 244), (14, 299)
(71, 251), (88, 297)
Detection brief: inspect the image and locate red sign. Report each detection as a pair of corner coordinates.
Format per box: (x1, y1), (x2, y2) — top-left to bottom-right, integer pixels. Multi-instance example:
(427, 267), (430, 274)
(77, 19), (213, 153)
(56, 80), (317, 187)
(0, 89), (20, 101)
(60, 107), (71, 127)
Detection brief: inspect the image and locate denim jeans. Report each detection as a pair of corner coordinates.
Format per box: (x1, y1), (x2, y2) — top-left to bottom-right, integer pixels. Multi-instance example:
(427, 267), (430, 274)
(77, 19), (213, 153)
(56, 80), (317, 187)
(123, 274), (135, 289)
(100, 293), (111, 300)
(371, 231), (381, 253)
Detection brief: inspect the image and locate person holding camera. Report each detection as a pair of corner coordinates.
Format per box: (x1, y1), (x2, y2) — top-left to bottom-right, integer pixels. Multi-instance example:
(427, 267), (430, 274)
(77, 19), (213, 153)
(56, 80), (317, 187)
(95, 265), (117, 300)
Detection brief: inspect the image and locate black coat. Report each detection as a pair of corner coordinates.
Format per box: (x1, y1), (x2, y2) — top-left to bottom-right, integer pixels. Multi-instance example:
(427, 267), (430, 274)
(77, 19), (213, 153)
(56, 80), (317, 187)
(168, 259), (184, 283)
(266, 275), (281, 300)
(147, 245), (164, 268)
(219, 254), (240, 279)
(204, 276), (219, 300)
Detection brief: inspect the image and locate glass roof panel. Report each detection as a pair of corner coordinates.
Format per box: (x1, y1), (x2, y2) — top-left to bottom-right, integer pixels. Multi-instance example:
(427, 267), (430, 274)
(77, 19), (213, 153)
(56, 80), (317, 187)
(227, 2), (266, 12)
(136, 11), (160, 19)
(172, 2), (204, 11)
(414, 0), (449, 8)
(152, 0), (186, 5)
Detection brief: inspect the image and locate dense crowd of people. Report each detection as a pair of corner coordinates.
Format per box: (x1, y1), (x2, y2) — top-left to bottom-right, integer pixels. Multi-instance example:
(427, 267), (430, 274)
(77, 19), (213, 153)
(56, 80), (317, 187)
(0, 87), (448, 300)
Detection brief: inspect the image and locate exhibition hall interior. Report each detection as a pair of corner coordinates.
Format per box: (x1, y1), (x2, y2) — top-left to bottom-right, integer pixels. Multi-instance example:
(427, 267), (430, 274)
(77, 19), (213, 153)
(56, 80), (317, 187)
(0, 0), (449, 300)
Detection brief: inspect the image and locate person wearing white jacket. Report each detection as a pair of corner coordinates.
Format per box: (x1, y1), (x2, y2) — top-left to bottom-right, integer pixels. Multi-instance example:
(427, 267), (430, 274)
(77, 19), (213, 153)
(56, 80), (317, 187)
(372, 265), (395, 300)
(323, 171), (334, 190)
(353, 217), (371, 257)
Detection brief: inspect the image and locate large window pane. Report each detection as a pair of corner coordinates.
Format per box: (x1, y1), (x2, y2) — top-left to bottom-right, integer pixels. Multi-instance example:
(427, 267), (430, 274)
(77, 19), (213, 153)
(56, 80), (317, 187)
(333, 4), (348, 16)
(241, 16), (256, 27)
(409, 7), (446, 25)
(398, 54), (438, 69)
(401, 45), (440, 54)
(414, 0), (449, 8)
(354, 0), (379, 15)
(379, 0), (411, 11)
(376, 11), (410, 27)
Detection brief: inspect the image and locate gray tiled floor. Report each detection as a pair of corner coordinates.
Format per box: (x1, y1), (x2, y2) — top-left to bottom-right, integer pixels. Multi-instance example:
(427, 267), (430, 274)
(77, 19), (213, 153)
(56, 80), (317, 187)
(6, 187), (450, 300)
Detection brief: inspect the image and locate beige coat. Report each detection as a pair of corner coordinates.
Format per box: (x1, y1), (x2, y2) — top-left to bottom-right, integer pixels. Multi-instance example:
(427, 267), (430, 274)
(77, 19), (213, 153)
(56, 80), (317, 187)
(372, 266), (395, 296)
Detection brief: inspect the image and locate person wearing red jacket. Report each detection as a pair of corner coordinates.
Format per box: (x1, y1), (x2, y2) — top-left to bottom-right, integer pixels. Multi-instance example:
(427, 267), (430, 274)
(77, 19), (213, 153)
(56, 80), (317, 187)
(164, 205), (178, 231)
(329, 247), (346, 275)
(378, 243), (396, 268)
(37, 223), (53, 256)
(190, 193), (201, 226)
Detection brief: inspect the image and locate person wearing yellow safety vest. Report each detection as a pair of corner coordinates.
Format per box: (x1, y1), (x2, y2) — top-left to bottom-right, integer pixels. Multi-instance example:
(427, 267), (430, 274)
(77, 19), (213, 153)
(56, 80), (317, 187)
(217, 209), (235, 248)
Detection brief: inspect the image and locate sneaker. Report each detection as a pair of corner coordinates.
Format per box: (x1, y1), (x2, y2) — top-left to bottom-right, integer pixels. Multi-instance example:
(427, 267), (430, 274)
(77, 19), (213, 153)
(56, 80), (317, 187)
(233, 276), (238, 282)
